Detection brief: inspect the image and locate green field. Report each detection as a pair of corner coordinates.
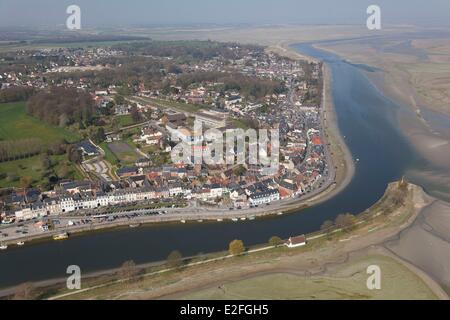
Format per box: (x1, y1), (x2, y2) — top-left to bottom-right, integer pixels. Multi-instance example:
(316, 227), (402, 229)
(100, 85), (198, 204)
(106, 141), (140, 165)
(0, 154), (82, 188)
(100, 142), (119, 165)
(116, 114), (134, 127)
(0, 102), (79, 145)
(181, 255), (438, 300)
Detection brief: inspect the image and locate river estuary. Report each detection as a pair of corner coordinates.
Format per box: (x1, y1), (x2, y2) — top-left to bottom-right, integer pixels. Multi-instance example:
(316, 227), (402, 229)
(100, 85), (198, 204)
(0, 42), (442, 289)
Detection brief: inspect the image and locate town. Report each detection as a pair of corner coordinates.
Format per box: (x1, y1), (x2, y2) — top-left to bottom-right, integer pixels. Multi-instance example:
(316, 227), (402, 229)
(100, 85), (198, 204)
(0, 40), (332, 244)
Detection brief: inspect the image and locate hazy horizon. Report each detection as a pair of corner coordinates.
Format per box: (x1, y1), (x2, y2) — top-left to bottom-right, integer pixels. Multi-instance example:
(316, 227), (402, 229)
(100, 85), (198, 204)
(1, 0), (450, 29)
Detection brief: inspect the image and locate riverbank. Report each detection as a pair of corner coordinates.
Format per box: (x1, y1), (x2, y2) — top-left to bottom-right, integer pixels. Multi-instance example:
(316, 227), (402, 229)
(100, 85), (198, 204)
(29, 182), (447, 300)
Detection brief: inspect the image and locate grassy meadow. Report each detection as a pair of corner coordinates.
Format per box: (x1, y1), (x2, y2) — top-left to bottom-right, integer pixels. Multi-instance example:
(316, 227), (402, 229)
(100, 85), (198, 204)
(0, 102), (79, 144)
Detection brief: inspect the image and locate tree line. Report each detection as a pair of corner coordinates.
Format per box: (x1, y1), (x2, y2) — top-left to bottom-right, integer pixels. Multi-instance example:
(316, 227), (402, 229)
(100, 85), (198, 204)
(26, 87), (95, 127)
(111, 40), (263, 63)
(0, 138), (43, 162)
(174, 71), (286, 101)
(0, 86), (35, 103)
(47, 56), (166, 91)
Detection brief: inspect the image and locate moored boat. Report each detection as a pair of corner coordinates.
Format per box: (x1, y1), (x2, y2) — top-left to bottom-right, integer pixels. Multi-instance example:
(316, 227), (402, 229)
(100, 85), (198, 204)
(0, 243), (8, 250)
(17, 241), (25, 246)
(53, 232), (69, 240)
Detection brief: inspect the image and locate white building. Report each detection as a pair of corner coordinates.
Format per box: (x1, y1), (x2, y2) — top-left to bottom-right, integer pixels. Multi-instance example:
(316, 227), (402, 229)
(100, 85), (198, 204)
(286, 235), (307, 248)
(60, 196), (76, 213)
(249, 189), (280, 206)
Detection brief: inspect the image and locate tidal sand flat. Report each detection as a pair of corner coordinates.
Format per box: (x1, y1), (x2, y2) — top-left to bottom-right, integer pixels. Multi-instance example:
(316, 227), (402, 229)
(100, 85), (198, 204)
(385, 200), (450, 294)
(179, 255), (438, 300)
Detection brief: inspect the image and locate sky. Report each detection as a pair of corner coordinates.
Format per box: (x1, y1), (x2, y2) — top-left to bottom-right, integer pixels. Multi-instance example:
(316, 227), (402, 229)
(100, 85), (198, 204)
(0, 0), (450, 28)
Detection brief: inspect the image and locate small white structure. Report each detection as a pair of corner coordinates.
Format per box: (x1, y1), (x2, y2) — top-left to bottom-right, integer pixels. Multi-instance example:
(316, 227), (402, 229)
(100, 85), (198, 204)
(286, 235), (306, 248)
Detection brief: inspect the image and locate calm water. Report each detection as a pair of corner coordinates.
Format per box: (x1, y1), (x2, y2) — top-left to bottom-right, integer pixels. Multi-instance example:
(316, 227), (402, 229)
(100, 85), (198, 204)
(0, 44), (421, 289)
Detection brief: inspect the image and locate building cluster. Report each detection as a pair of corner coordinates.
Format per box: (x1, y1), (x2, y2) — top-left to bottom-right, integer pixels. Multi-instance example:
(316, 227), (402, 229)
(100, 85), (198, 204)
(0, 47), (123, 90)
(0, 43), (330, 223)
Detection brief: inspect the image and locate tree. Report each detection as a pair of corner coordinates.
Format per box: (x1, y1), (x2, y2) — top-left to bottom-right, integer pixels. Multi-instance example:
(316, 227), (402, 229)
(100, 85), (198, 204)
(335, 213), (356, 231)
(20, 176), (33, 188)
(321, 220), (334, 231)
(91, 127), (106, 144)
(167, 250), (183, 268)
(114, 95), (125, 105)
(42, 155), (52, 170)
(233, 164), (247, 176)
(67, 145), (82, 164)
(130, 105), (142, 123)
(13, 282), (38, 300)
(229, 239), (245, 256)
(321, 220), (335, 239)
(118, 260), (139, 280)
(268, 236), (284, 247)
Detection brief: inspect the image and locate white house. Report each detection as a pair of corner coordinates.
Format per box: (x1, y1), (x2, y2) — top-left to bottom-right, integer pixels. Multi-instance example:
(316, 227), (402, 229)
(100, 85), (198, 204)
(286, 235), (306, 248)
(60, 196), (76, 213)
(209, 184), (225, 198)
(169, 184), (184, 197)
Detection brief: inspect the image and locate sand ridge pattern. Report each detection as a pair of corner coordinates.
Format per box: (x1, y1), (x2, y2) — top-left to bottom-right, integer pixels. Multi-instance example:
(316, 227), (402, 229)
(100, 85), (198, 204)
(385, 200), (450, 293)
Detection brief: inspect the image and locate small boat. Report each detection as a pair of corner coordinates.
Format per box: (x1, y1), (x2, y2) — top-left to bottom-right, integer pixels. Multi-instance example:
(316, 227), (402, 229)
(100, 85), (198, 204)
(197, 220), (203, 223)
(240, 217), (247, 221)
(249, 216), (256, 220)
(277, 212), (284, 216)
(53, 232), (69, 241)
(16, 241), (25, 246)
(129, 224), (140, 228)
(0, 243), (7, 250)
(231, 218), (238, 222)
(180, 220), (186, 224)
(216, 218), (223, 222)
